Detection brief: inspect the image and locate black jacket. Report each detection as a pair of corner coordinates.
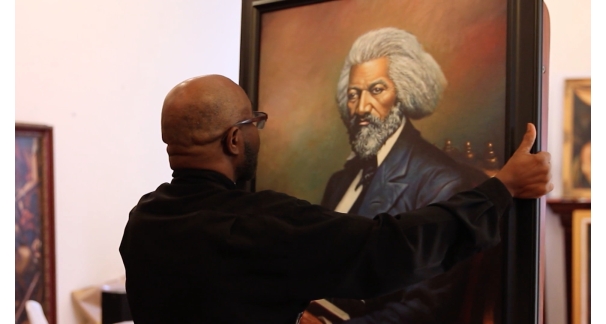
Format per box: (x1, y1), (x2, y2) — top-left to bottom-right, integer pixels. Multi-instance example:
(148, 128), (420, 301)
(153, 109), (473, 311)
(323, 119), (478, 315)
(119, 169), (510, 324)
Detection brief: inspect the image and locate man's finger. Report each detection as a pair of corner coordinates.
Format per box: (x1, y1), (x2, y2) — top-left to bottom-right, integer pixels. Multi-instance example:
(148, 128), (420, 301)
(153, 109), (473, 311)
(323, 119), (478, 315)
(516, 123), (537, 154)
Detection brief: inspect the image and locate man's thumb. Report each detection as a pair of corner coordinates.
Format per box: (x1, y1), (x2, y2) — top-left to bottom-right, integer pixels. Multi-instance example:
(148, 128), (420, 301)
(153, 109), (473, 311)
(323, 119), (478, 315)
(516, 123), (537, 154)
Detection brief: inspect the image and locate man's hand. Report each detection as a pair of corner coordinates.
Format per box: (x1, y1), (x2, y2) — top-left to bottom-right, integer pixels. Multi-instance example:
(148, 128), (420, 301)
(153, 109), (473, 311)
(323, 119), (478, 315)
(495, 123), (554, 198)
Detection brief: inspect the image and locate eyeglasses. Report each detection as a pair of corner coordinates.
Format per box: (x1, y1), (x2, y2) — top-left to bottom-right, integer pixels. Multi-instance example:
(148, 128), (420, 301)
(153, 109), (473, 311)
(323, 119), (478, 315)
(233, 111), (268, 129)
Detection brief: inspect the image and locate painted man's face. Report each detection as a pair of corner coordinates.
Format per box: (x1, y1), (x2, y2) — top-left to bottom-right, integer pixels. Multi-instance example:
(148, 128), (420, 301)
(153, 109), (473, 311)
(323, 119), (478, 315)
(347, 57), (397, 122)
(346, 57), (403, 159)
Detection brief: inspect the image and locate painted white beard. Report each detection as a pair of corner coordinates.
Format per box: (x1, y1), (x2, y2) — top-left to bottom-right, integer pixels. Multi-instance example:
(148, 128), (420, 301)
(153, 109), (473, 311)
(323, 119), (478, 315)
(350, 105), (403, 159)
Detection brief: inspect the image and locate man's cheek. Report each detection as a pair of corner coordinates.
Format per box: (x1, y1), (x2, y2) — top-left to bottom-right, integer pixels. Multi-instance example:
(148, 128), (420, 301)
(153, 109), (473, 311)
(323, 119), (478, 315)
(347, 103), (357, 115)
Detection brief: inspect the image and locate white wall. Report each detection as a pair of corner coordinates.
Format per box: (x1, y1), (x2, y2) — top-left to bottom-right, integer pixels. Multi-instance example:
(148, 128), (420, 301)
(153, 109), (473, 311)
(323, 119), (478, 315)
(13, 0), (591, 323)
(543, 0), (591, 323)
(15, 1), (242, 323)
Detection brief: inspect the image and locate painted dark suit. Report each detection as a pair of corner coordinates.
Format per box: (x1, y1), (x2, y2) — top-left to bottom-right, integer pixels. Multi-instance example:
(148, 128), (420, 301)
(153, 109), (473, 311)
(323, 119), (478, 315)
(321, 121), (487, 214)
(320, 121), (492, 323)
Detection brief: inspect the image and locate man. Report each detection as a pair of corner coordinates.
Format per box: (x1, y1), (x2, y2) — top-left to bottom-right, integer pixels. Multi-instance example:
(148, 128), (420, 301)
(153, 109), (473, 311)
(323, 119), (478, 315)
(319, 27), (504, 323)
(323, 26), (485, 220)
(119, 74), (552, 324)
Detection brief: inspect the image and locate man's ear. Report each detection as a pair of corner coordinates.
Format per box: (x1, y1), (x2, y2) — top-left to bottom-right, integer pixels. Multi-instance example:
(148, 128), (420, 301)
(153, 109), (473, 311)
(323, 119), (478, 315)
(223, 126), (241, 156)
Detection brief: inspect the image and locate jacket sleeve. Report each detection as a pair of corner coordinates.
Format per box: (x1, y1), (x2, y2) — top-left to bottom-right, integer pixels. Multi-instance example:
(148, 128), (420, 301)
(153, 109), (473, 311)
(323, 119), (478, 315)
(247, 177), (511, 301)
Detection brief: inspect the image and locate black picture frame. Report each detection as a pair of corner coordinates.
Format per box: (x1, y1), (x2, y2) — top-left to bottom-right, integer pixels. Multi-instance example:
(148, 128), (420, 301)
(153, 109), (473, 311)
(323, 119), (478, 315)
(239, 1), (547, 323)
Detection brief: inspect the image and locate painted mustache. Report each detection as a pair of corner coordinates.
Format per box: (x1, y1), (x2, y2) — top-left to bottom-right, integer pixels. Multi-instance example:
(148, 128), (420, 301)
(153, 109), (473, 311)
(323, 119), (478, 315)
(348, 113), (382, 131)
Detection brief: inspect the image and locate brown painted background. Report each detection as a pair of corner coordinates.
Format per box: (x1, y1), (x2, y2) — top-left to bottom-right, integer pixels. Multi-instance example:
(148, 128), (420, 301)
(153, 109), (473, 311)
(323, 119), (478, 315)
(256, 0), (507, 204)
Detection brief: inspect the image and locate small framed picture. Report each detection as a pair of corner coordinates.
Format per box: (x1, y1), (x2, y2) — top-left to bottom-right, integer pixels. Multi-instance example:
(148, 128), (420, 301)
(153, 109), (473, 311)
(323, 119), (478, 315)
(572, 209), (590, 324)
(15, 123), (56, 324)
(562, 78), (591, 199)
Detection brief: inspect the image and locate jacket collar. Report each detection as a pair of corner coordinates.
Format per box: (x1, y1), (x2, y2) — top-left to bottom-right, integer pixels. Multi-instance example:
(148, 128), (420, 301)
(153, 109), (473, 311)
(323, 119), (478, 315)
(171, 168), (237, 190)
(357, 121), (421, 215)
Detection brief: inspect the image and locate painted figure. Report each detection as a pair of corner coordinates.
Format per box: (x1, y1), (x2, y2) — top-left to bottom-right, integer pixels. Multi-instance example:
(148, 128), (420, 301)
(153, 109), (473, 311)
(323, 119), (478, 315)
(320, 27), (493, 323)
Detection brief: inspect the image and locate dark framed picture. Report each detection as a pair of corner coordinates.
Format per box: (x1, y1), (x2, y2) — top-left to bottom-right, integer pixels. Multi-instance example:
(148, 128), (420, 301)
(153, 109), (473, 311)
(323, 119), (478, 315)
(562, 78), (591, 200)
(572, 209), (590, 324)
(240, 0), (547, 323)
(15, 123), (56, 324)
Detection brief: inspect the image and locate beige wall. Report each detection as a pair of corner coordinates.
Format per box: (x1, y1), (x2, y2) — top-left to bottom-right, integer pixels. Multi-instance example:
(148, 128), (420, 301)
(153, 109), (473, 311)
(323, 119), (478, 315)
(543, 0), (591, 323)
(13, 0), (590, 323)
(15, 1), (242, 323)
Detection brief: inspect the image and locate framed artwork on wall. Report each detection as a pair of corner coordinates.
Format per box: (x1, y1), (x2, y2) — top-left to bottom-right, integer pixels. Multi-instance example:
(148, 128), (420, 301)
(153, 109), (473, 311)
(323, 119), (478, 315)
(15, 123), (56, 324)
(239, 0), (548, 323)
(571, 209), (590, 324)
(562, 78), (591, 200)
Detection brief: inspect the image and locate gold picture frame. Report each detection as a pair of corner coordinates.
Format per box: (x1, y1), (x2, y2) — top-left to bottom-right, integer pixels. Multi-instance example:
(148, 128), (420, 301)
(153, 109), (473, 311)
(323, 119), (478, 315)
(562, 78), (591, 199)
(572, 209), (590, 324)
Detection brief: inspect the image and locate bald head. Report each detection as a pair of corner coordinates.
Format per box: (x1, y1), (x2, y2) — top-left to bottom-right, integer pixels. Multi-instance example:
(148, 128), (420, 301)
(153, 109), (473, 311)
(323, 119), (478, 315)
(161, 74), (254, 172)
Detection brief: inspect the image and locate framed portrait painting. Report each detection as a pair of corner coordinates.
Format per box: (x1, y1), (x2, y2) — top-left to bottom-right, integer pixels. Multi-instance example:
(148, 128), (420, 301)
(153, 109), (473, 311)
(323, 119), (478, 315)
(240, 0), (547, 323)
(15, 123), (57, 324)
(562, 78), (591, 200)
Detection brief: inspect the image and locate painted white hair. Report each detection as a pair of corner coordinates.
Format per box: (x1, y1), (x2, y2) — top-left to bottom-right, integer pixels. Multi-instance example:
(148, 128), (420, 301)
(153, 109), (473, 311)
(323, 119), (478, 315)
(336, 27), (447, 124)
